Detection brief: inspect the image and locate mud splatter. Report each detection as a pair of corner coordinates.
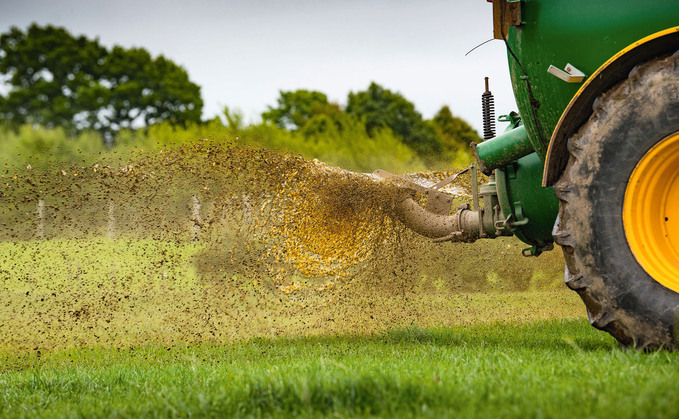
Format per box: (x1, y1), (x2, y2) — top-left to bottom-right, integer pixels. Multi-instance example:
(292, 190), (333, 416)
(0, 140), (575, 354)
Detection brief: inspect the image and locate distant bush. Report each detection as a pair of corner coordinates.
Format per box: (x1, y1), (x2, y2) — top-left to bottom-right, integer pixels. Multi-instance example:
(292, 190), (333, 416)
(0, 124), (106, 171)
(1, 119), (464, 175)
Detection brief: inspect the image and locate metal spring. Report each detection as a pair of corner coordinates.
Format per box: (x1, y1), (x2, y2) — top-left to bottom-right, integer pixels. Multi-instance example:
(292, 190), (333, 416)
(482, 77), (495, 140)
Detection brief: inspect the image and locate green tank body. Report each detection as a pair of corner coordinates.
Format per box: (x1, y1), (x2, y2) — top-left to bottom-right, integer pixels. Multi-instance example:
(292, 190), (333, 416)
(506, 0), (679, 159)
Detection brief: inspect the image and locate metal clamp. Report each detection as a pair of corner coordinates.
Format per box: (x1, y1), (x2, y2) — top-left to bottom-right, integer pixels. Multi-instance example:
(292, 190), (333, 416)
(547, 63), (586, 83)
(494, 213), (513, 233)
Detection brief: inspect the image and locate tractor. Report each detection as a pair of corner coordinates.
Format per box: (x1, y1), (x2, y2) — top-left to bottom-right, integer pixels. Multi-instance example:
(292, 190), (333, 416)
(386, 0), (679, 349)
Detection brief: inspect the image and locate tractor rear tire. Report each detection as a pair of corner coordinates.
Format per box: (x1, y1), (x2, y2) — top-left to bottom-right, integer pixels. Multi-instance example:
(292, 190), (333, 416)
(554, 53), (679, 350)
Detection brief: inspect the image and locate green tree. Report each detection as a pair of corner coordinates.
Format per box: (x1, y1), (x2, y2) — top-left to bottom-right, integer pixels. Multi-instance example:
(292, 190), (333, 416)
(262, 89), (342, 131)
(346, 82), (441, 157)
(0, 24), (202, 139)
(0, 25), (105, 130)
(431, 105), (481, 154)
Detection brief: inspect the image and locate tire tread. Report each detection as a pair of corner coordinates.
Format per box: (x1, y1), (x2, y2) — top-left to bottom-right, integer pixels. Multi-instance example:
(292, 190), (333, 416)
(555, 54), (679, 350)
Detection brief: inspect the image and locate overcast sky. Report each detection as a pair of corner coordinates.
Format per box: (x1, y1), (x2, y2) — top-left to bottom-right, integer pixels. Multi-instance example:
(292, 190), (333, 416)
(1, 0), (518, 135)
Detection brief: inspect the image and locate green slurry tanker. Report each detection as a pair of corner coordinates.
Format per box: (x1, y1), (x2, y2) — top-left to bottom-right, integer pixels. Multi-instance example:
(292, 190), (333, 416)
(385, 0), (679, 349)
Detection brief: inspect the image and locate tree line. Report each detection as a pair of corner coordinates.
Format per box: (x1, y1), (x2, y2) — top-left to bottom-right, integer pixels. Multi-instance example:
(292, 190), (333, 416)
(0, 24), (481, 170)
(261, 84), (481, 163)
(0, 24), (202, 140)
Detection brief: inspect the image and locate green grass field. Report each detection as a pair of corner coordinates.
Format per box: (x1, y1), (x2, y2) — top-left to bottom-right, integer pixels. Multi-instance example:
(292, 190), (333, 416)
(1, 238), (678, 418)
(2, 320), (678, 418)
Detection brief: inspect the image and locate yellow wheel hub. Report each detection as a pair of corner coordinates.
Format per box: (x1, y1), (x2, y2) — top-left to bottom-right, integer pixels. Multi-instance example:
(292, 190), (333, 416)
(624, 132), (679, 292)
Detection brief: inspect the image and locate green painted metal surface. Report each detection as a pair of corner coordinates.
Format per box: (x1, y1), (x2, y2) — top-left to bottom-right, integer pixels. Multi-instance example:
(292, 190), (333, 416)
(506, 0), (679, 159)
(495, 153), (559, 248)
(475, 125), (532, 173)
